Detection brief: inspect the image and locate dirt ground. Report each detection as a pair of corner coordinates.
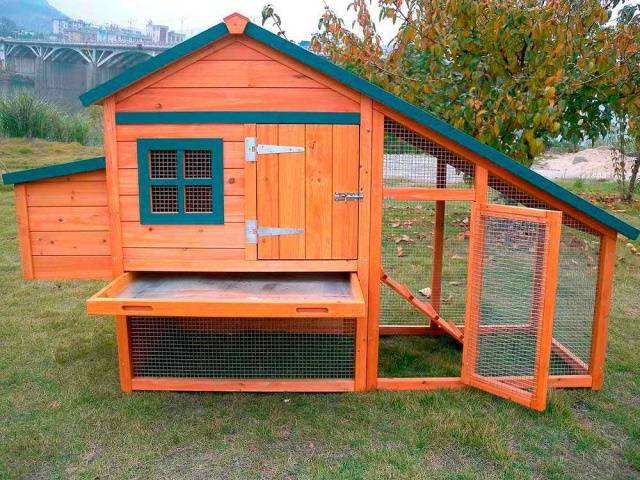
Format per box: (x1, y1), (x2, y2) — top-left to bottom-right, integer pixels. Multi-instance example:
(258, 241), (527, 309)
(533, 147), (617, 180)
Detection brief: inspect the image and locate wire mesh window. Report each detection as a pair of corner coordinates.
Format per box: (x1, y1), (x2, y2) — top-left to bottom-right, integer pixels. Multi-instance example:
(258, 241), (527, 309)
(185, 185), (212, 213)
(184, 150), (212, 179)
(488, 174), (600, 376)
(379, 199), (470, 326)
(384, 117), (475, 189)
(151, 186), (178, 213)
(466, 213), (550, 392)
(127, 317), (356, 379)
(137, 139), (224, 224)
(149, 150), (177, 179)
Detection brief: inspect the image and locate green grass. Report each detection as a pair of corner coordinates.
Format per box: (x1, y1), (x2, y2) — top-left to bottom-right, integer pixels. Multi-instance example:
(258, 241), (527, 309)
(1, 139), (640, 478)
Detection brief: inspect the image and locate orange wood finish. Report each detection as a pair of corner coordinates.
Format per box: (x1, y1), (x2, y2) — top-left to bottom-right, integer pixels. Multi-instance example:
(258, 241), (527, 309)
(383, 188), (476, 201)
(244, 123), (257, 260)
(115, 315), (133, 392)
(332, 125), (360, 259)
(14, 184), (34, 279)
(278, 124), (306, 258)
(366, 109), (385, 390)
(122, 257), (357, 272)
(256, 124), (280, 258)
(223, 12), (249, 34)
(590, 234), (617, 390)
(377, 375), (592, 391)
(103, 96), (124, 275)
(32, 256), (111, 279)
(305, 124), (333, 258)
(131, 377), (355, 392)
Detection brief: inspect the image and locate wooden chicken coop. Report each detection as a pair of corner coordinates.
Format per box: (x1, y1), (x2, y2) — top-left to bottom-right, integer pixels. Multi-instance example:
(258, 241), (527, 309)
(3, 13), (638, 411)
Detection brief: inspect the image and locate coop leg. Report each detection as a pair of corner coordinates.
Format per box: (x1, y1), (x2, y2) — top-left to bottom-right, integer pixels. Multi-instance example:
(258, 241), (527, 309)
(115, 315), (133, 393)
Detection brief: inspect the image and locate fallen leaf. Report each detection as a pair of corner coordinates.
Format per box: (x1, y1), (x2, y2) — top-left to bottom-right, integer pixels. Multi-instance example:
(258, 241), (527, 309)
(396, 246), (404, 257)
(419, 287), (432, 298)
(448, 281), (461, 286)
(390, 221), (401, 228)
(451, 255), (464, 260)
(442, 294), (453, 303)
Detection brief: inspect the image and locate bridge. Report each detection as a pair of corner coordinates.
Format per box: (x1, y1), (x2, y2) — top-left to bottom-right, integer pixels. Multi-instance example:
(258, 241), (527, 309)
(0, 38), (170, 107)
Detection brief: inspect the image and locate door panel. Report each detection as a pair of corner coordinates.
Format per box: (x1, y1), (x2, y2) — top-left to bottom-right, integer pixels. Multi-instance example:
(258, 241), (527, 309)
(332, 125), (360, 259)
(305, 124), (333, 259)
(278, 125), (306, 259)
(461, 203), (562, 411)
(255, 124), (360, 260)
(256, 124), (279, 259)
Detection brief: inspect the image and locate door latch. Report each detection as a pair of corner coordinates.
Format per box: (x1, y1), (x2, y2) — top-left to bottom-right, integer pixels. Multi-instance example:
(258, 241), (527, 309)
(334, 192), (364, 202)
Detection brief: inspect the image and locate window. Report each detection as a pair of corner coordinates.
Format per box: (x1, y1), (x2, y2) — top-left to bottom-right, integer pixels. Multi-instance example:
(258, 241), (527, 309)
(136, 139), (224, 224)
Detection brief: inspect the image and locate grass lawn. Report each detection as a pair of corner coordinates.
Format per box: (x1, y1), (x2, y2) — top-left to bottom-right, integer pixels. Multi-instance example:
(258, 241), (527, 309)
(1, 138), (640, 479)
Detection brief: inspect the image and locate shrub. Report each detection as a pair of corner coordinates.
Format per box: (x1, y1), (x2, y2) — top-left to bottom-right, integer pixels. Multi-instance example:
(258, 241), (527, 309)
(0, 92), (97, 145)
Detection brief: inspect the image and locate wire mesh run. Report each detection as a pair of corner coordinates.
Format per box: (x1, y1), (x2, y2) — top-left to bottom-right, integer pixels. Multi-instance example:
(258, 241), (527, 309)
(488, 174), (599, 375)
(185, 185), (212, 213)
(184, 150), (212, 179)
(384, 117), (475, 189)
(151, 186), (178, 213)
(127, 317), (356, 379)
(466, 213), (550, 392)
(379, 199), (470, 326)
(149, 150), (177, 179)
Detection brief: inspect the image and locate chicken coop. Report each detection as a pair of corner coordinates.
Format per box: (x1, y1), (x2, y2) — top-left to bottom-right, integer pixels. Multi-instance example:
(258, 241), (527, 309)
(3, 13), (638, 411)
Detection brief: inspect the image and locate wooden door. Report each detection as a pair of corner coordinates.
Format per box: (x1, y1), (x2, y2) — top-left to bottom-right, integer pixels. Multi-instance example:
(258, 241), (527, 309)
(461, 203), (562, 411)
(255, 124), (360, 260)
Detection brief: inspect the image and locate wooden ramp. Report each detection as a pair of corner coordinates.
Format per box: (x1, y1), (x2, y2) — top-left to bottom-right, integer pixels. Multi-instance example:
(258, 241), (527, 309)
(380, 269), (464, 344)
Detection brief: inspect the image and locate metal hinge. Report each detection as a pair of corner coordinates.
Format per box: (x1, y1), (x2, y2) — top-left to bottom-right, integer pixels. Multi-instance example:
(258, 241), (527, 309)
(334, 191), (364, 202)
(246, 219), (304, 244)
(245, 137), (305, 162)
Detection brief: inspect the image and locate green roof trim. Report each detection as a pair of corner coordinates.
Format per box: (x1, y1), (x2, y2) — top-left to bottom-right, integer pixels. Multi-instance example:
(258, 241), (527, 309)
(77, 17), (639, 239)
(79, 22), (229, 106)
(2, 157), (105, 184)
(115, 111), (361, 125)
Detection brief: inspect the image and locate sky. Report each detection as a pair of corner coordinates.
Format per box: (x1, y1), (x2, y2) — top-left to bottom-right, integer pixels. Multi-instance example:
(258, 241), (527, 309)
(47, 0), (400, 43)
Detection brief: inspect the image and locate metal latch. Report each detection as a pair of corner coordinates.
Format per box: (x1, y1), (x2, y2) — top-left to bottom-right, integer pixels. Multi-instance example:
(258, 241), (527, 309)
(246, 219), (304, 244)
(334, 192), (364, 202)
(245, 137), (305, 162)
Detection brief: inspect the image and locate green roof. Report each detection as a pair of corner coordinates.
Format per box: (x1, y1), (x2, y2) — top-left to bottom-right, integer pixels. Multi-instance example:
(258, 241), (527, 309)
(54, 18), (640, 239)
(2, 157), (105, 184)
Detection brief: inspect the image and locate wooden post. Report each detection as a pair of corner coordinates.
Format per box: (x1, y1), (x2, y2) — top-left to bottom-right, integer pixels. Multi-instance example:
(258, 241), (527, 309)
(103, 96), (124, 276)
(474, 166), (488, 202)
(366, 108), (385, 390)
(115, 315), (133, 392)
(431, 159), (446, 317)
(14, 184), (34, 279)
(356, 96), (373, 391)
(589, 234), (617, 390)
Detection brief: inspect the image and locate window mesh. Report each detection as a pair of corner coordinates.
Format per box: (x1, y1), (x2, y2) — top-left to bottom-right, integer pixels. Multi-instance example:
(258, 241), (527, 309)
(185, 185), (212, 213)
(466, 213), (549, 393)
(149, 150), (177, 179)
(184, 150), (212, 179)
(151, 186), (178, 213)
(127, 317), (356, 379)
(488, 174), (599, 375)
(383, 118), (475, 189)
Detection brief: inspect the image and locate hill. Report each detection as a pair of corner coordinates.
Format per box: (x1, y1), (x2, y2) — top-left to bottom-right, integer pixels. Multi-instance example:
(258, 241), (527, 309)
(0, 0), (67, 33)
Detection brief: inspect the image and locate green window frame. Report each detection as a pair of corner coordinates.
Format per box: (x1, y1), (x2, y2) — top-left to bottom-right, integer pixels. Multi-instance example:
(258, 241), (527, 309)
(137, 138), (224, 225)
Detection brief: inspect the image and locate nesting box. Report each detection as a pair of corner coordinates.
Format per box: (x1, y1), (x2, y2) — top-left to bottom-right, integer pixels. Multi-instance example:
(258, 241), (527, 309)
(3, 13), (638, 411)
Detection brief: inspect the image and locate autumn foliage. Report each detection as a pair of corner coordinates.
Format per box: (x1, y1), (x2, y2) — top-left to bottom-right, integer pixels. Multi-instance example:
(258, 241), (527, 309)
(265, 1), (640, 169)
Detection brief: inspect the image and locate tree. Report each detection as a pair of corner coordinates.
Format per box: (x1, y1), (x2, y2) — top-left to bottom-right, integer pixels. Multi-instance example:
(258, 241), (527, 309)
(264, 1), (636, 169)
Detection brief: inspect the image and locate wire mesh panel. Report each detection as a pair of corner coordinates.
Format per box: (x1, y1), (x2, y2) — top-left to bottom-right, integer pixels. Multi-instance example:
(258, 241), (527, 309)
(384, 118), (475, 189)
(379, 199), (471, 326)
(127, 317), (356, 379)
(488, 174), (600, 376)
(150, 186), (178, 213)
(149, 150), (178, 179)
(184, 185), (212, 213)
(462, 204), (560, 410)
(184, 150), (212, 178)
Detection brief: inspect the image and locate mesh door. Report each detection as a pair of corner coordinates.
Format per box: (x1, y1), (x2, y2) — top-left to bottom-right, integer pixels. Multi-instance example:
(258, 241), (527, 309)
(462, 204), (561, 410)
(127, 317), (356, 380)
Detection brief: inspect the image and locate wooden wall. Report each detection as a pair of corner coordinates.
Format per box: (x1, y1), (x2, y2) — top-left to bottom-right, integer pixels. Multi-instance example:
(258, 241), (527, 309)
(111, 38), (362, 271)
(15, 170), (112, 280)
